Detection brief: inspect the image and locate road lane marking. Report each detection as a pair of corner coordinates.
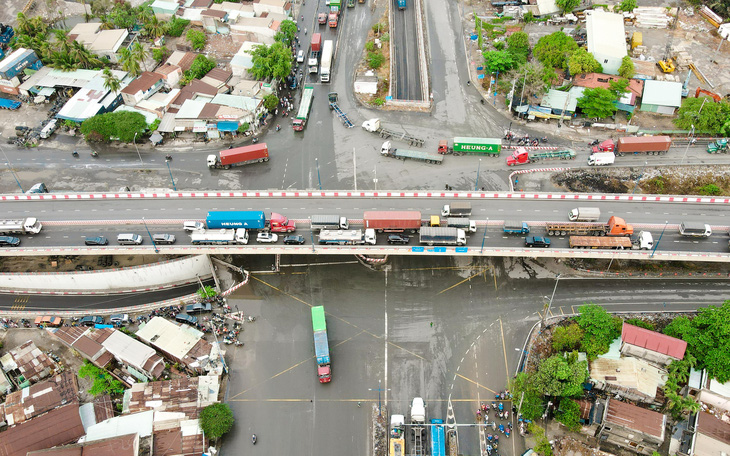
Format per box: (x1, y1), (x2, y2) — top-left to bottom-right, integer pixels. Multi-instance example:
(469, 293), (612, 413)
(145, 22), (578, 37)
(438, 271), (486, 294)
(499, 319), (509, 380)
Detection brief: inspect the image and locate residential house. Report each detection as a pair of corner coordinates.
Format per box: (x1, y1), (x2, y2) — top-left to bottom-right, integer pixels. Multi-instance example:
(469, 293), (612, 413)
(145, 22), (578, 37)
(2, 371), (78, 426)
(253, 0), (290, 16)
(640, 80), (683, 115)
(0, 369), (11, 396)
(620, 323), (686, 368)
(121, 71), (164, 106)
(0, 341), (56, 387)
(122, 376), (219, 417)
(178, 0), (214, 25)
(174, 99), (220, 133)
(211, 92), (260, 124)
(596, 398), (666, 455)
(26, 434), (139, 456)
(170, 79), (219, 111)
(69, 23), (130, 63)
(210, 2), (255, 22)
(201, 68), (232, 92)
(201, 9), (229, 34)
(155, 63), (183, 88)
(150, 0), (180, 18)
(690, 411), (730, 456)
(538, 87), (584, 118)
(49, 326), (114, 370)
(18, 68), (127, 100)
(165, 51), (198, 73)
(586, 10), (627, 75)
(78, 395), (115, 430)
(573, 73), (645, 113)
(231, 78), (263, 97)
(230, 16), (279, 44)
(0, 403), (85, 456)
(56, 73), (127, 122)
(153, 418), (207, 456)
(135, 89), (180, 119)
(230, 41), (259, 76)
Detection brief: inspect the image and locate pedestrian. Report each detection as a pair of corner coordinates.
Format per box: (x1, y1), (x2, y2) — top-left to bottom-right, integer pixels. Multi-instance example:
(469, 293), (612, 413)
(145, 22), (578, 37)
(430, 322), (433, 327)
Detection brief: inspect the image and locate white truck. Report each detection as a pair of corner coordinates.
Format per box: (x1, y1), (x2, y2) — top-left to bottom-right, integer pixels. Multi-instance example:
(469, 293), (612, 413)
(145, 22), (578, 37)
(419, 227), (467, 246)
(446, 217), (477, 233)
(441, 202), (472, 217)
(0, 217), (43, 235)
(320, 39), (334, 83)
(568, 207), (601, 222)
(410, 397), (425, 425)
(311, 215), (349, 231)
(190, 229), (249, 245)
(318, 229), (376, 245)
(587, 152), (615, 166)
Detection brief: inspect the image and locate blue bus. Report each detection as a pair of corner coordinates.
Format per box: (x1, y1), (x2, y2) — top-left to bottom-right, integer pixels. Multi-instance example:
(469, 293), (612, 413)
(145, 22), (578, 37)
(430, 419), (445, 456)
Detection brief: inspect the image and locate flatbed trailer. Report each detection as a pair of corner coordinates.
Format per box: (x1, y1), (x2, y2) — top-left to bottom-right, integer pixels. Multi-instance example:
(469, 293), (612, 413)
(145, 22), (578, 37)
(569, 236), (633, 249)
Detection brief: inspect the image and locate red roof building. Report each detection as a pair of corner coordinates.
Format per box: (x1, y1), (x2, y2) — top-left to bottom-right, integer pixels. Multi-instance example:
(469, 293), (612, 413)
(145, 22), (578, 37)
(620, 323), (686, 367)
(573, 73), (644, 100)
(0, 403), (85, 456)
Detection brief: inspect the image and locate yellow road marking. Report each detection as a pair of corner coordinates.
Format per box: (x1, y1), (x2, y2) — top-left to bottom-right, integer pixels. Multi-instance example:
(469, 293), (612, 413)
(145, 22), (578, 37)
(438, 271), (485, 295)
(499, 318), (509, 379)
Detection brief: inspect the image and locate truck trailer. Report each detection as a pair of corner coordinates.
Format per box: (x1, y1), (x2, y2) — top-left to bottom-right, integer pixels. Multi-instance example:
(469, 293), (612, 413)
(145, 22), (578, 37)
(441, 202), (471, 217)
(206, 211), (295, 232)
(568, 207), (601, 222)
(587, 152), (615, 166)
(568, 236), (633, 249)
(545, 216), (633, 236)
(445, 218), (476, 233)
(506, 148), (576, 166)
(190, 229), (249, 245)
(596, 136), (672, 156)
(320, 40), (334, 82)
(380, 141), (443, 164)
(0, 217), (42, 235)
(362, 119), (425, 147)
(419, 227), (466, 246)
(311, 215), (349, 231)
(364, 211), (422, 233)
(311, 306), (331, 383)
(293, 85), (314, 131)
(318, 229), (376, 245)
(452, 137), (501, 156)
(207, 144), (269, 169)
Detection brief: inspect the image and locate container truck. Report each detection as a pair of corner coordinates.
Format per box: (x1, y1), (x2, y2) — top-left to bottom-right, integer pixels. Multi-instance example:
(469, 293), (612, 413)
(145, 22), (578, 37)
(430, 419), (445, 456)
(587, 152), (615, 166)
(591, 139), (615, 154)
(452, 137), (502, 156)
(569, 236), (633, 249)
(503, 221), (530, 234)
(506, 148), (576, 166)
(389, 415), (405, 456)
(0, 217), (42, 235)
(446, 218), (476, 233)
(318, 229), (376, 245)
(568, 207), (601, 222)
(206, 211), (296, 232)
(320, 40), (334, 82)
(293, 85), (314, 131)
(600, 136), (671, 156)
(545, 216), (633, 236)
(311, 215), (349, 231)
(362, 119), (425, 147)
(190, 229), (249, 245)
(398, 0), (406, 8)
(364, 211), (422, 233)
(380, 141), (443, 164)
(419, 227), (466, 246)
(308, 33), (322, 74)
(311, 306), (331, 383)
(207, 144), (269, 169)
(441, 202), (471, 217)
(410, 397), (425, 425)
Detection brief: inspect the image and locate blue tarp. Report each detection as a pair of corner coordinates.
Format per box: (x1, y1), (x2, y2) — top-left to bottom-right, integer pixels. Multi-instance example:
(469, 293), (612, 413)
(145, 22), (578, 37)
(0, 98), (21, 110)
(217, 121), (239, 132)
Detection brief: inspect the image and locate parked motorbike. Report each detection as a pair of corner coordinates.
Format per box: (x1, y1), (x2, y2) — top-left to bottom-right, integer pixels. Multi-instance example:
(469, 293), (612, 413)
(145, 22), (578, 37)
(91, 151), (99, 158)
(72, 150), (79, 157)
(252, 434), (257, 445)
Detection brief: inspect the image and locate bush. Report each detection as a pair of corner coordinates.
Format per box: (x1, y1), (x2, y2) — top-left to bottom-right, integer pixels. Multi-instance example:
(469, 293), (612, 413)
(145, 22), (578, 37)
(529, 423), (554, 456)
(149, 119), (160, 131)
(372, 23), (386, 34)
(552, 323), (583, 352)
(368, 51), (384, 69)
(698, 183), (721, 196)
(152, 46), (169, 63)
(365, 41), (375, 52)
(576, 304), (622, 360)
(238, 122), (250, 133)
(523, 11), (534, 23)
(80, 111), (147, 143)
(187, 29), (207, 51)
(199, 403), (234, 440)
(380, 32), (390, 42)
(78, 361), (125, 396)
(166, 17), (190, 37)
(555, 398), (582, 432)
(373, 98), (385, 106)
(624, 318), (655, 330)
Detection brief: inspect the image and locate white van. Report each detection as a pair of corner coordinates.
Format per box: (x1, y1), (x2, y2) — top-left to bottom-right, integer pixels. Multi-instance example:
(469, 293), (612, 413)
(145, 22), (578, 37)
(117, 233), (143, 245)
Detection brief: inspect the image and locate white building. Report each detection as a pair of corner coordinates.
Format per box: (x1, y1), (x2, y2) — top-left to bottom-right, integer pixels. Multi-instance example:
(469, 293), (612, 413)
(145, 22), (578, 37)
(586, 10), (627, 75)
(69, 23), (130, 63)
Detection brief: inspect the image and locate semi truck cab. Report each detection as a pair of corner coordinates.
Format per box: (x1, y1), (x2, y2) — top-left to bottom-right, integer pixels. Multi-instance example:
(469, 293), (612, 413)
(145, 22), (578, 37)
(268, 213), (296, 232)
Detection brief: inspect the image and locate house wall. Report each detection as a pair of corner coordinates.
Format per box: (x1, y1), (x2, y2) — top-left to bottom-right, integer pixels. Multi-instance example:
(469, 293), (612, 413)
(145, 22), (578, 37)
(640, 103), (675, 115)
(620, 344), (675, 367)
(693, 433), (730, 455)
(698, 390), (730, 414)
(598, 424), (663, 455)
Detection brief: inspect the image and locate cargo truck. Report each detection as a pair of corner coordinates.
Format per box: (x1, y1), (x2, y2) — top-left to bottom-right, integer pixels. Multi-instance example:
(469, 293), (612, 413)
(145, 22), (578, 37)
(311, 306), (331, 383)
(441, 202), (471, 217)
(308, 33), (322, 74)
(596, 136), (672, 156)
(545, 216), (633, 236)
(318, 229), (376, 245)
(452, 137), (502, 156)
(506, 148), (576, 166)
(311, 215), (349, 231)
(362, 119), (425, 147)
(190, 229), (249, 245)
(320, 40), (334, 82)
(206, 211), (296, 232)
(410, 397), (425, 425)
(293, 85), (314, 131)
(0, 217), (42, 235)
(207, 144), (269, 169)
(707, 139), (728, 153)
(568, 207), (601, 222)
(419, 227), (466, 246)
(318, 12), (327, 24)
(568, 236), (633, 249)
(328, 6), (340, 27)
(503, 221), (530, 234)
(364, 211), (422, 233)
(445, 218), (476, 233)
(679, 221), (712, 238)
(398, 0), (406, 8)
(380, 141), (443, 164)
(587, 152), (615, 166)
(389, 415), (405, 456)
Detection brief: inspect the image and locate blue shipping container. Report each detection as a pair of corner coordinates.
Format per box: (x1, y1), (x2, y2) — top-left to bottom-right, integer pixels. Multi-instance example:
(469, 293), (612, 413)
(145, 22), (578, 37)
(313, 331), (330, 365)
(206, 210), (266, 229)
(0, 49), (40, 80)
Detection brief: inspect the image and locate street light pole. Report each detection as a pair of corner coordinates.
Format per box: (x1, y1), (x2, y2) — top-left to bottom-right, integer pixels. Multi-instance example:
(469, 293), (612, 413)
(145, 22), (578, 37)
(681, 125), (695, 165)
(165, 158), (177, 191)
(541, 274), (561, 329)
(368, 379), (390, 417)
(133, 132), (143, 164)
(474, 159), (482, 191)
(141, 217), (159, 253)
(480, 218), (489, 253)
(315, 157), (322, 190)
(651, 221), (669, 258)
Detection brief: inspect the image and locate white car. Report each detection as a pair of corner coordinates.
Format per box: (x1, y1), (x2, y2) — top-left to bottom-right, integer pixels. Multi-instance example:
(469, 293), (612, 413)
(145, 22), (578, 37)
(256, 232), (279, 243)
(297, 50), (304, 63)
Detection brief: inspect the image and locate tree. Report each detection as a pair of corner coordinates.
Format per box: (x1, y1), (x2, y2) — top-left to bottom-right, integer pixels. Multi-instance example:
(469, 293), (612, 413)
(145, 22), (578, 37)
(166, 17), (190, 37)
(567, 48), (601, 76)
(552, 323), (583, 352)
(617, 55), (635, 78)
(108, 2), (136, 29)
(575, 304), (622, 359)
(618, 0), (637, 12)
(118, 48), (141, 77)
(263, 94), (279, 111)
(199, 403), (234, 440)
(506, 31), (530, 65)
(247, 41), (292, 81)
(274, 19), (297, 47)
(144, 15), (166, 40)
(510, 372), (546, 420)
(674, 97), (730, 134)
(80, 111), (147, 143)
(102, 68), (121, 94)
(482, 49), (514, 73)
(197, 285), (217, 299)
(608, 78), (630, 99)
(187, 29), (206, 51)
(555, 398), (582, 432)
(556, 0), (580, 13)
(577, 87), (618, 120)
(132, 42), (149, 72)
(70, 41), (101, 69)
(530, 352), (588, 397)
(78, 361), (124, 395)
(533, 32), (577, 69)
(152, 46), (169, 63)
(181, 54), (216, 85)
(368, 51), (384, 69)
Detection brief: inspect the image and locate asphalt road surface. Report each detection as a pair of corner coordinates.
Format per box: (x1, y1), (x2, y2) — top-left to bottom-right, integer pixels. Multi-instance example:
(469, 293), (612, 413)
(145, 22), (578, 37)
(392, 0), (423, 100)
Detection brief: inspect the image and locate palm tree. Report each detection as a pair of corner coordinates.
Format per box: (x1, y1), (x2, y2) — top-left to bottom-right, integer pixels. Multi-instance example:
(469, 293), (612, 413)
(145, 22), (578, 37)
(137, 6), (153, 25)
(53, 29), (71, 55)
(70, 41), (95, 69)
(144, 16), (165, 41)
(16, 12), (32, 35)
(102, 68), (121, 94)
(51, 51), (79, 71)
(132, 42), (149, 72)
(118, 48), (141, 77)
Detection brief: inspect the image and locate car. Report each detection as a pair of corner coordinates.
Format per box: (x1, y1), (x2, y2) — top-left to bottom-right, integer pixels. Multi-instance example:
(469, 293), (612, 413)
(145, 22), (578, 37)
(117, 233), (143, 245)
(175, 313), (198, 326)
(152, 233), (176, 245)
(184, 221), (205, 232)
(34, 316), (63, 327)
(186, 302), (212, 314)
(318, 12), (327, 24)
(525, 236), (551, 248)
(257, 232), (279, 243)
(283, 235), (305, 245)
(26, 182), (49, 194)
(297, 50), (304, 63)
(387, 234), (410, 245)
(0, 236), (20, 247)
(79, 316), (105, 326)
(109, 314), (129, 324)
(84, 236), (108, 246)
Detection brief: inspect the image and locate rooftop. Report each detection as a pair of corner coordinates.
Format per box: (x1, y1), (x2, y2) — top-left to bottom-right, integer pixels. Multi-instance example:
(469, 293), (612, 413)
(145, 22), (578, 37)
(621, 323), (687, 359)
(3, 371), (78, 426)
(573, 73), (644, 99)
(153, 420), (206, 456)
(0, 403), (85, 456)
(605, 399), (666, 439)
(26, 433), (139, 456)
(123, 376), (220, 418)
(586, 10), (627, 59)
(86, 411), (154, 442)
(136, 317), (204, 360)
(1, 340), (55, 384)
(51, 327), (114, 368)
(697, 411), (730, 445)
(590, 356), (666, 400)
(641, 80), (683, 108)
(165, 51), (198, 72)
(121, 71), (163, 95)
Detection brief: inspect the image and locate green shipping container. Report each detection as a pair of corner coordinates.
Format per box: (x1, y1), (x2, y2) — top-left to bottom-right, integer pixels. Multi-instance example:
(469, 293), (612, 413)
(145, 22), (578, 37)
(330, 0), (342, 7)
(453, 137), (502, 156)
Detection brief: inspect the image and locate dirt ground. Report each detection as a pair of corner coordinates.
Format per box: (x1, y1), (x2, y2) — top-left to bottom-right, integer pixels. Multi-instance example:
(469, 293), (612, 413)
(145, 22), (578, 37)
(0, 254), (183, 273)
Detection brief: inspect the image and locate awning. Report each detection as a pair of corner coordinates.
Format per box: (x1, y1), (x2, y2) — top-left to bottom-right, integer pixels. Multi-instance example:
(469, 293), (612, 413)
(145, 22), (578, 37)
(37, 87), (56, 97)
(193, 120), (207, 133)
(207, 129), (220, 139)
(149, 132), (164, 144)
(216, 120), (239, 132)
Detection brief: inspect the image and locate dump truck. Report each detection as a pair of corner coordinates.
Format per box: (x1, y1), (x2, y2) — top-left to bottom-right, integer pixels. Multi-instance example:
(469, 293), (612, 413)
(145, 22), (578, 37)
(441, 202), (471, 217)
(587, 152), (615, 166)
(419, 227), (466, 246)
(506, 148), (576, 166)
(207, 144), (269, 169)
(707, 139), (728, 154)
(0, 217), (42, 235)
(311, 215), (349, 231)
(568, 207), (601, 222)
(308, 33), (322, 74)
(380, 141), (443, 164)
(318, 229), (376, 245)
(364, 211), (422, 233)
(600, 136), (672, 156)
(545, 216), (633, 236)
(311, 306), (331, 383)
(293, 85), (314, 131)
(206, 211), (295, 232)
(503, 221), (530, 234)
(190, 229), (249, 245)
(389, 415), (406, 456)
(445, 218), (476, 233)
(452, 137), (502, 156)
(362, 118), (425, 147)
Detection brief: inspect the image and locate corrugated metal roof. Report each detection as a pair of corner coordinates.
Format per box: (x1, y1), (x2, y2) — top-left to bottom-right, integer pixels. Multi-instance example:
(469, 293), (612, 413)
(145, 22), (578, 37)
(211, 93), (258, 111)
(621, 323), (686, 359)
(540, 88), (582, 112)
(7, 340), (55, 384)
(586, 10), (627, 59)
(0, 403), (85, 456)
(136, 317), (203, 360)
(641, 80), (682, 107)
(26, 433), (138, 456)
(121, 71), (163, 95)
(697, 411), (730, 445)
(175, 99), (208, 119)
(96, 329), (165, 379)
(124, 376), (219, 417)
(605, 399), (665, 439)
(3, 371), (78, 426)
(158, 112), (177, 133)
(85, 410), (154, 442)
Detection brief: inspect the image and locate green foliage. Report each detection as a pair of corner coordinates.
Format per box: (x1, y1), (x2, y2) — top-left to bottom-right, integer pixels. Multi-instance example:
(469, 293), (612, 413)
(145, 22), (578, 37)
(664, 301), (730, 382)
(555, 398), (582, 431)
(102, 68), (121, 94)
(577, 87), (618, 120)
(476, 17), (483, 49)
(618, 0), (637, 12)
(523, 11), (534, 23)
(533, 31), (577, 69)
(119, 48), (142, 77)
(106, 2), (136, 29)
(365, 41), (375, 52)
(698, 183), (722, 196)
(493, 41), (505, 51)
(368, 51), (384, 69)
(78, 361), (124, 396)
(274, 20), (297, 47)
(623, 318), (655, 330)
(199, 403), (234, 440)
(372, 23), (386, 34)
(181, 54), (216, 85)
(263, 94), (279, 111)
(556, 0), (580, 13)
(531, 352), (588, 397)
(608, 78), (630, 98)
(373, 98), (385, 106)
(482, 49), (514, 73)
(567, 48), (602, 76)
(510, 372), (546, 420)
(166, 17), (190, 37)
(152, 46), (169, 63)
(149, 119), (161, 131)
(63, 119), (78, 129)
(552, 323), (583, 352)
(80, 111), (147, 143)
(197, 285), (218, 299)
(529, 423), (554, 456)
(144, 16), (166, 40)
(187, 29), (207, 51)
(238, 122), (250, 133)
(247, 41), (293, 81)
(674, 97), (730, 135)
(506, 31), (530, 65)
(575, 304), (622, 360)
(617, 55), (635, 78)
(380, 32), (390, 42)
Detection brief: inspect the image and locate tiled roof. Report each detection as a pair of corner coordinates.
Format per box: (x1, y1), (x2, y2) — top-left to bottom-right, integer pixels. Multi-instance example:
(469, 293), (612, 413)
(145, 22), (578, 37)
(573, 73), (644, 99)
(605, 399), (665, 439)
(121, 72), (162, 95)
(203, 68), (232, 83)
(0, 403), (85, 456)
(621, 323), (687, 359)
(697, 411), (730, 445)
